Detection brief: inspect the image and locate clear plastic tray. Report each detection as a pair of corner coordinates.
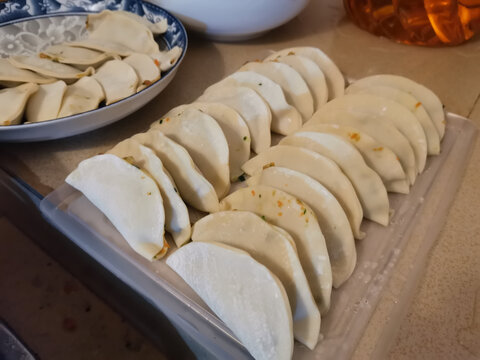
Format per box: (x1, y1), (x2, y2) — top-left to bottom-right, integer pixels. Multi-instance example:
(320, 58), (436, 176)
(40, 113), (477, 359)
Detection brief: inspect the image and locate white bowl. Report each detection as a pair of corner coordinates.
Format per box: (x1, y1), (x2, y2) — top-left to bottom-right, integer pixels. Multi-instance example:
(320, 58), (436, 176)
(150, 0), (311, 41)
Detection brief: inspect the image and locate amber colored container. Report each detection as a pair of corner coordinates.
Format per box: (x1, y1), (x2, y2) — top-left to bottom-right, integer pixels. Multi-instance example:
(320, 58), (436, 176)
(344, 0), (480, 46)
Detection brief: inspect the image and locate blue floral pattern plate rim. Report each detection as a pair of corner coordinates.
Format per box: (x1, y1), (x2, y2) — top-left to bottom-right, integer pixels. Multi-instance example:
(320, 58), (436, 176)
(0, 0), (187, 142)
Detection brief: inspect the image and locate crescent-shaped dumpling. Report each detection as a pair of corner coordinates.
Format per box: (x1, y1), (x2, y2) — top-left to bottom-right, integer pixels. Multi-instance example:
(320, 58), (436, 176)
(206, 71), (302, 135)
(124, 53), (161, 91)
(26, 80), (67, 123)
(0, 83), (39, 126)
(108, 139), (191, 247)
(65, 154), (167, 260)
(305, 123), (409, 194)
(58, 76), (105, 118)
(247, 167), (357, 288)
(150, 47), (183, 72)
(131, 130), (219, 213)
(197, 85), (271, 154)
(242, 145), (364, 240)
(40, 44), (115, 70)
(162, 102), (250, 181)
(0, 58), (54, 86)
(239, 61), (314, 122)
(220, 185), (333, 314)
(166, 242), (294, 360)
(151, 107), (230, 198)
(265, 47), (345, 100)
(281, 132), (390, 226)
(8, 55), (94, 82)
(269, 54), (328, 110)
(93, 60), (138, 105)
(115, 10), (168, 34)
(192, 211), (320, 349)
(85, 10), (160, 55)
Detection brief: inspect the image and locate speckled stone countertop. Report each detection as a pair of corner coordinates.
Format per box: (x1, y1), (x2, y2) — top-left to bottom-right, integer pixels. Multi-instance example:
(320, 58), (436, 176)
(1, 0), (480, 358)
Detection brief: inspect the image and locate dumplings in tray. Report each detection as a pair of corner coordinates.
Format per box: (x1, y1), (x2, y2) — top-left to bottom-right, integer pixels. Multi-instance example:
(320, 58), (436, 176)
(0, 83), (39, 126)
(66, 154), (167, 260)
(167, 242), (294, 360)
(192, 211), (321, 349)
(220, 185), (333, 314)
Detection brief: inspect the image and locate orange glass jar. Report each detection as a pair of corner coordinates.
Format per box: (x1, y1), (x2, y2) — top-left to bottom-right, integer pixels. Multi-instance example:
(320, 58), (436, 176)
(344, 0), (480, 46)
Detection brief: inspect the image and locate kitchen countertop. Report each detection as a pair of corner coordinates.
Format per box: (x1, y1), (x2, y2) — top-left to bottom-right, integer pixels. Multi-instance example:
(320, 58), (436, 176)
(1, 0), (479, 358)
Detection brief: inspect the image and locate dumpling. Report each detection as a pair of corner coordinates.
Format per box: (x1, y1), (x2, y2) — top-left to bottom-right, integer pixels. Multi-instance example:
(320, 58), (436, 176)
(8, 55), (94, 82)
(239, 61), (314, 121)
(85, 10), (160, 55)
(0, 58), (54, 86)
(150, 47), (183, 72)
(197, 85), (271, 154)
(114, 10), (168, 34)
(93, 60), (138, 105)
(167, 242), (294, 360)
(206, 71), (302, 135)
(220, 185), (333, 314)
(40, 44), (116, 70)
(192, 211), (320, 349)
(124, 53), (161, 91)
(68, 38), (135, 57)
(65, 154), (167, 260)
(151, 107), (230, 198)
(26, 80), (67, 123)
(265, 47), (345, 100)
(0, 83), (39, 126)
(57, 77), (105, 118)
(162, 102), (250, 181)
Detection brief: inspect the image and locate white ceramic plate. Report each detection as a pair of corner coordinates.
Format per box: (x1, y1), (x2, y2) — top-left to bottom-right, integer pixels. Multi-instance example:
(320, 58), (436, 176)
(0, 0), (187, 142)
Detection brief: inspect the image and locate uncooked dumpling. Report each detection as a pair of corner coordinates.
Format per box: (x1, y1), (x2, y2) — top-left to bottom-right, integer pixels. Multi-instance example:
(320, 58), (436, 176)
(58, 76), (105, 118)
(26, 80), (67, 123)
(65, 154), (167, 260)
(8, 55), (94, 82)
(192, 211), (321, 349)
(150, 47), (183, 72)
(93, 60), (138, 105)
(116, 10), (168, 34)
(0, 83), (39, 126)
(68, 38), (135, 57)
(86, 10), (160, 55)
(166, 242), (294, 360)
(151, 107), (230, 198)
(0, 58), (54, 86)
(40, 44), (115, 70)
(124, 53), (161, 91)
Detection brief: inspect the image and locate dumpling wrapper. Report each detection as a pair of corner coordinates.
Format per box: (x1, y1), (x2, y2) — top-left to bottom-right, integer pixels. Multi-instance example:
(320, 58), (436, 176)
(242, 145), (364, 240)
(206, 71), (302, 135)
(0, 83), (39, 126)
(57, 76), (105, 118)
(305, 97), (417, 185)
(346, 83), (441, 155)
(132, 130), (219, 213)
(281, 132), (390, 226)
(93, 60), (138, 105)
(124, 53), (161, 91)
(220, 185), (333, 314)
(26, 80), (67, 123)
(305, 123), (409, 194)
(270, 54), (328, 110)
(86, 10), (160, 55)
(115, 10), (168, 34)
(239, 61), (314, 122)
(161, 102), (250, 181)
(8, 55), (94, 82)
(151, 107), (230, 198)
(348, 74), (445, 139)
(40, 44), (115, 70)
(327, 94), (427, 174)
(167, 242), (294, 360)
(192, 211), (320, 349)
(247, 167), (356, 288)
(197, 85), (271, 154)
(0, 58), (55, 86)
(108, 139), (191, 247)
(150, 47), (183, 72)
(265, 47), (345, 100)
(65, 154), (167, 260)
